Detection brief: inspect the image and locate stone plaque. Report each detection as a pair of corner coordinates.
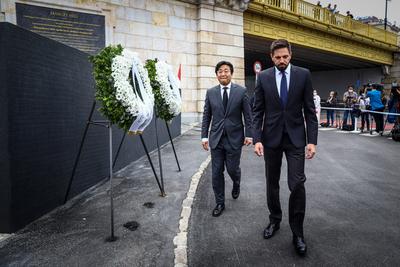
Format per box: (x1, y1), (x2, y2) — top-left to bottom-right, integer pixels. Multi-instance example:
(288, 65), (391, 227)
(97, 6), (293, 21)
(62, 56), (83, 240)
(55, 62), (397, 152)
(16, 3), (105, 55)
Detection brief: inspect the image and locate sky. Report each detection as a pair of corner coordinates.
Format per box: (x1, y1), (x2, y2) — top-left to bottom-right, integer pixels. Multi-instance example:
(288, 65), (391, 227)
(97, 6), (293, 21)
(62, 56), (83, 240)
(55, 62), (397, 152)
(307, 0), (400, 26)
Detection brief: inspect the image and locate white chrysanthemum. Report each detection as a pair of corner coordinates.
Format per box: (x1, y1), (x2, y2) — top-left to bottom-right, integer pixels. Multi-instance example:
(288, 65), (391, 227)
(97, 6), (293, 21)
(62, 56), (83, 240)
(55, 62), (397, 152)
(111, 49), (154, 132)
(155, 61), (182, 117)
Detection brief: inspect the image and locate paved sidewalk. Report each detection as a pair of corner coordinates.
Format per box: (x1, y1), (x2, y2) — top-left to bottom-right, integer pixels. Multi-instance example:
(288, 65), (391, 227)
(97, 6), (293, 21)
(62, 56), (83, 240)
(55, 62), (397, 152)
(0, 126), (208, 267)
(188, 130), (400, 266)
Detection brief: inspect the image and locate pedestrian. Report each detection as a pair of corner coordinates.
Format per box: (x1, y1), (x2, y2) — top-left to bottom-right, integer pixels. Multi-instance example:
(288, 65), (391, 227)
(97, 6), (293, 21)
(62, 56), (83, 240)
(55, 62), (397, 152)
(201, 60), (252, 217)
(389, 82), (400, 140)
(326, 90), (337, 127)
(358, 86), (370, 133)
(346, 11), (354, 19)
(367, 84), (385, 135)
(342, 86), (358, 129)
(388, 82), (400, 124)
(252, 39), (318, 256)
(327, 3), (337, 13)
(313, 89), (321, 125)
(314, 1), (322, 20)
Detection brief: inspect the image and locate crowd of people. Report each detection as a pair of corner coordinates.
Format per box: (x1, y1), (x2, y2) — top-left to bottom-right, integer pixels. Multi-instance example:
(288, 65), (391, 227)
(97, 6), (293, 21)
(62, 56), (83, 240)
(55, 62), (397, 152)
(316, 2), (353, 17)
(315, 83), (400, 137)
(313, 1), (354, 25)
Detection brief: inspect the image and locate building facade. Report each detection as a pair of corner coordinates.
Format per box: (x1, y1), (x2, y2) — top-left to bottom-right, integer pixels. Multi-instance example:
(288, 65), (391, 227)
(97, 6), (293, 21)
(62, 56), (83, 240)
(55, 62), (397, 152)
(1, 0), (250, 121)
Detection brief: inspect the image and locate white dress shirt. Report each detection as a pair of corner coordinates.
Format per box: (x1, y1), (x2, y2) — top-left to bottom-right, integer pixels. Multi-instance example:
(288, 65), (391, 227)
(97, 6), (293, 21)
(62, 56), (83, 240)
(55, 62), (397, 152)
(202, 82), (252, 143)
(275, 63), (291, 96)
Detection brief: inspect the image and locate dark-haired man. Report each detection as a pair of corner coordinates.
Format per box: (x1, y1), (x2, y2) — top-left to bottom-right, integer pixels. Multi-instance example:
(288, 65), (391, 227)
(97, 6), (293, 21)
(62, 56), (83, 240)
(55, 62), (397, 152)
(201, 61), (252, 217)
(342, 85), (358, 129)
(252, 39), (318, 256)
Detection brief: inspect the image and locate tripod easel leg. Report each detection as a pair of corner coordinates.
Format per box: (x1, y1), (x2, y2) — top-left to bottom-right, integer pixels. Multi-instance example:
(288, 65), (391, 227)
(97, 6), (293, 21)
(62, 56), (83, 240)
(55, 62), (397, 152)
(112, 132), (126, 169)
(139, 135), (164, 195)
(165, 121), (181, 172)
(106, 123), (117, 242)
(155, 117), (166, 197)
(64, 100), (96, 204)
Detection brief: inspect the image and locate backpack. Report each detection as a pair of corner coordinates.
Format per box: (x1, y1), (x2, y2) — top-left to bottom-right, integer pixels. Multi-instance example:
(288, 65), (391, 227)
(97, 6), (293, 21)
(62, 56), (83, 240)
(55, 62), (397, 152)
(391, 123), (400, 141)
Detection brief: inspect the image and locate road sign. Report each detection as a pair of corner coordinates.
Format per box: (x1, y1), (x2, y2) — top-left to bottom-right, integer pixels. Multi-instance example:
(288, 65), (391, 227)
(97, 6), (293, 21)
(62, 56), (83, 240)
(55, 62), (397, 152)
(253, 61), (262, 74)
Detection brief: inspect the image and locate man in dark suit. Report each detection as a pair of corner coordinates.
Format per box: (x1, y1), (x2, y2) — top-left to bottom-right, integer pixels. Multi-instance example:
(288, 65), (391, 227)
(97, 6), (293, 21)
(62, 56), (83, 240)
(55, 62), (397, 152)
(252, 39), (318, 256)
(201, 61), (252, 217)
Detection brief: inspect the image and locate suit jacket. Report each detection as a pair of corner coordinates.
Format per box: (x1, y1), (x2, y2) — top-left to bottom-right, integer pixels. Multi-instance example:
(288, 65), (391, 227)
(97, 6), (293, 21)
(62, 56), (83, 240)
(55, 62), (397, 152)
(201, 83), (252, 150)
(252, 65), (318, 148)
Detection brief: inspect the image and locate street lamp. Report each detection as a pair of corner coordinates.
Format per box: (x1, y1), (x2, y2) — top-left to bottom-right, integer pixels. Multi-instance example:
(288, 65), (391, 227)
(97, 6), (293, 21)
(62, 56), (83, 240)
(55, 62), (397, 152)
(384, 0), (391, 30)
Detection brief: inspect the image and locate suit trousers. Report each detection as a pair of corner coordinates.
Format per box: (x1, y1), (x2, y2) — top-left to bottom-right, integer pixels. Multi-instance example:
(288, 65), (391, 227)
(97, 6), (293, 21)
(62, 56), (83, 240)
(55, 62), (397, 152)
(264, 133), (306, 237)
(211, 135), (242, 205)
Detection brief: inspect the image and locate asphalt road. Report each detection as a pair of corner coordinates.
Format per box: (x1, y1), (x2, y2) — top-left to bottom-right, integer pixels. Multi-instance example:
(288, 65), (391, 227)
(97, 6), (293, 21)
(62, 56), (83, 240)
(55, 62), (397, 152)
(188, 129), (400, 266)
(0, 128), (399, 266)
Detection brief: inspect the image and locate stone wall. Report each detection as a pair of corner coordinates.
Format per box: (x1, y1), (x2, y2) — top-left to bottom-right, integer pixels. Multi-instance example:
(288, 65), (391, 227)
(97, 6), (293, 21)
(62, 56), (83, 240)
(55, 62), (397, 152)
(0, 0), (247, 118)
(196, 3), (245, 114)
(390, 53), (400, 83)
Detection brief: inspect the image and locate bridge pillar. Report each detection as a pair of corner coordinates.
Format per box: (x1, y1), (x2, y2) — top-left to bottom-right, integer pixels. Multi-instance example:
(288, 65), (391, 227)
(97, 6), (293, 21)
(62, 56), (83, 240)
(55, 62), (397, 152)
(383, 53), (400, 94)
(196, 0), (249, 115)
(390, 53), (400, 83)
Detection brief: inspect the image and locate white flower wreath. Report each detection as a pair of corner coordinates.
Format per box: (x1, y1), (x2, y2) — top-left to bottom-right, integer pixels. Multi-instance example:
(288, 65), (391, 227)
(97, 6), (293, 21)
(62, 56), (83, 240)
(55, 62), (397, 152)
(111, 49), (154, 133)
(155, 61), (182, 117)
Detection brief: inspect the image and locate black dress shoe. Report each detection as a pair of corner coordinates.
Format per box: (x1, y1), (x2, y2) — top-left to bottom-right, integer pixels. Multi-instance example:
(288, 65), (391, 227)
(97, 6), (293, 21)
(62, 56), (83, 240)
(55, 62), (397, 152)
(263, 223), (280, 239)
(232, 186), (240, 199)
(293, 236), (307, 256)
(212, 204), (225, 217)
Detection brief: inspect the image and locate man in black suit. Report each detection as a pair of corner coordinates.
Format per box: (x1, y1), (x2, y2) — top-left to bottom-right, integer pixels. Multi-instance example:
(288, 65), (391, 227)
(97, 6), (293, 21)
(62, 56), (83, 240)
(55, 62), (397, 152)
(252, 39), (318, 256)
(201, 61), (252, 217)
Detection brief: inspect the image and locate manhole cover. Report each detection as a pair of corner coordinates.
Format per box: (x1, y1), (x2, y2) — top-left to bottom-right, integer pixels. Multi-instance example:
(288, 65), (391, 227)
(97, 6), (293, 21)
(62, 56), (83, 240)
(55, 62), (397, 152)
(123, 221), (139, 231)
(143, 202), (155, 208)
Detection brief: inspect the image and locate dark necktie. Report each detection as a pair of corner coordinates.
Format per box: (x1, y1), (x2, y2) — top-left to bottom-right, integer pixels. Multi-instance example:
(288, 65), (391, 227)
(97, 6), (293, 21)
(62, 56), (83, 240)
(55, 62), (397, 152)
(280, 70), (288, 107)
(223, 87), (228, 112)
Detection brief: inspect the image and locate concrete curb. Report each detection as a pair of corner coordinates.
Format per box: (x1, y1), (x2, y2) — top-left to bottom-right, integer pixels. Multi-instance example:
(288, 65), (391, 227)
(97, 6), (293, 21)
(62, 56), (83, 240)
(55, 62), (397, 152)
(173, 155), (211, 267)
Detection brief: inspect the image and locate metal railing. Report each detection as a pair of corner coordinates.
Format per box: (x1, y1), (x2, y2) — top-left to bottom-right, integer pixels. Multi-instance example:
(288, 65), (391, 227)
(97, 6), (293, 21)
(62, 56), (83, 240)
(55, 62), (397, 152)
(319, 106), (399, 136)
(254, 0), (398, 46)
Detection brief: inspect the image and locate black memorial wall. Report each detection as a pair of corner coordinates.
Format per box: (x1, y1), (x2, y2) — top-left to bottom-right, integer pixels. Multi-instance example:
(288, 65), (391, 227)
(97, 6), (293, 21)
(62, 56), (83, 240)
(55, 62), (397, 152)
(0, 22), (180, 233)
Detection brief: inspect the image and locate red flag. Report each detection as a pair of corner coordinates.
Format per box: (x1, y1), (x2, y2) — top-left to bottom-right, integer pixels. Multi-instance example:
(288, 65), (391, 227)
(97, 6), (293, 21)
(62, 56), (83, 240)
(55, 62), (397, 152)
(177, 64), (181, 81)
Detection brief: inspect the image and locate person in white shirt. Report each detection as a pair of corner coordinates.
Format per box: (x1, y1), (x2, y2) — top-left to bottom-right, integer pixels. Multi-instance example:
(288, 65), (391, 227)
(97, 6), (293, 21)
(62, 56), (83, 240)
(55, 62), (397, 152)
(313, 90), (321, 125)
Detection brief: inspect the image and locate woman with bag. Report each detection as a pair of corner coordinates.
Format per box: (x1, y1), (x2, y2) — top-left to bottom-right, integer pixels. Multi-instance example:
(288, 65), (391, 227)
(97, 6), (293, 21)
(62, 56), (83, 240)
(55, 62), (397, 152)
(358, 87), (370, 133)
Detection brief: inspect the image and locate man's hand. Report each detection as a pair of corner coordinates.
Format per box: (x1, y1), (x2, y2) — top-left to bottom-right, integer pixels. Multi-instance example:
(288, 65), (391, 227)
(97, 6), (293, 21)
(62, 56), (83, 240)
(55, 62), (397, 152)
(254, 142), (264, 157)
(305, 144), (316, 159)
(243, 137), (252, 146)
(202, 140), (209, 151)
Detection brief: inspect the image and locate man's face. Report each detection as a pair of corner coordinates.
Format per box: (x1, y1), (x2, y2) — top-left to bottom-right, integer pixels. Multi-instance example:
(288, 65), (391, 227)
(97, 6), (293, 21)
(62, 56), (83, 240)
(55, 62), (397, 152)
(271, 47), (291, 71)
(216, 64), (232, 86)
